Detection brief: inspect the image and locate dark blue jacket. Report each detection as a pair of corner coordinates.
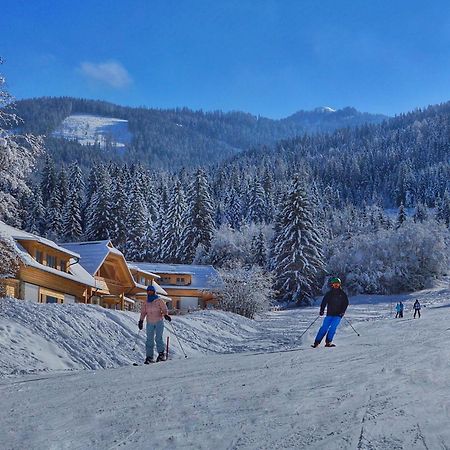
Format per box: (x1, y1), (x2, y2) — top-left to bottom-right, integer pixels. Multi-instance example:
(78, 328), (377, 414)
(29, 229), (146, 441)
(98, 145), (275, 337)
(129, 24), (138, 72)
(320, 288), (349, 317)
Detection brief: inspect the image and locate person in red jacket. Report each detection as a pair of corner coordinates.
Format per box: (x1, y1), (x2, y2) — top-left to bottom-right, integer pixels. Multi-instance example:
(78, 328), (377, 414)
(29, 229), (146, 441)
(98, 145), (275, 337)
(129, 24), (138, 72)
(139, 285), (171, 364)
(312, 277), (349, 348)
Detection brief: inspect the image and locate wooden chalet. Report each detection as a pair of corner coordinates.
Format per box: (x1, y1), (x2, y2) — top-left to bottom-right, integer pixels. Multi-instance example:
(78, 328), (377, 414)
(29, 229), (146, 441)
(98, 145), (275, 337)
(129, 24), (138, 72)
(128, 263), (220, 311)
(60, 240), (140, 311)
(0, 221), (96, 304)
(127, 264), (171, 307)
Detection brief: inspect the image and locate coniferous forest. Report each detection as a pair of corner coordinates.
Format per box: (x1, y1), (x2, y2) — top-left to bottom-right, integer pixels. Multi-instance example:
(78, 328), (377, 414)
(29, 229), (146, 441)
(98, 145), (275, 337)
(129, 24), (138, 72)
(1, 70), (449, 302)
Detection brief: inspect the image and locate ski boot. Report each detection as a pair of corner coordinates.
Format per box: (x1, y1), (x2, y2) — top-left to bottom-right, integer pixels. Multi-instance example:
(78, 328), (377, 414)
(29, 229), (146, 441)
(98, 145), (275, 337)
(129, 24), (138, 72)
(156, 352), (166, 362)
(311, 341), (320, 348)
(144, 356), (154, 364)
(325, 342), (336, 347)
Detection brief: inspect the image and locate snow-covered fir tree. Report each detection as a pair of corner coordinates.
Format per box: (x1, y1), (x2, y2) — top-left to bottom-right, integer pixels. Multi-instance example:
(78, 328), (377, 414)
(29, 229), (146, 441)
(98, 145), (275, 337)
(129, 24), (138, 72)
(0, 62), (43, 225)
(153, 183), (169, 261)
(271, 176), (325, 303)
(58, 166), (69, 207)
(180, 169), (215, 263)
(247, 179), (266, 224)
(85, 167), (112, 240)
(125, 183), (149, 261)
(160, 180), (187, 263)
(413, 203), (428, 223)
(62, 190), (83, 241)
(436, 191), (450, 227)
(250, 231), (268, 268)
(24, 188), (46, 235)
(46, 190), (63, 238)
(109, 174), (129, 251)
(397, 202), (407, 228)
(224, 187), (243, 230)
(40, 154), (57, 206)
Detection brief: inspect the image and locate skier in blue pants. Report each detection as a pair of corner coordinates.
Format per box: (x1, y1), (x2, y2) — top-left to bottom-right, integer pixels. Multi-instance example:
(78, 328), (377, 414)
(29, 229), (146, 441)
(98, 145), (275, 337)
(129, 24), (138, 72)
(312, 277), (349, 348)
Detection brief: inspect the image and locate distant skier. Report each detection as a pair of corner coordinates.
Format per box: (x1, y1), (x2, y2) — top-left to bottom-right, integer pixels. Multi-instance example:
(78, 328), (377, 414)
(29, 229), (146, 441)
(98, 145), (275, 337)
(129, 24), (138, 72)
(413, 300), (421, 318)
(312, 277), (349, 348)
(395, 301), (404, 318)
(138, 285), (171, 364)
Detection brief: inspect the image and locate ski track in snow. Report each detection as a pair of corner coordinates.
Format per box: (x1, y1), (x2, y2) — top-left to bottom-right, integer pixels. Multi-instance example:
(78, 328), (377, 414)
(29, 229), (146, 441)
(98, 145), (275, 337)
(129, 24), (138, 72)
(0, 284), (449, 449)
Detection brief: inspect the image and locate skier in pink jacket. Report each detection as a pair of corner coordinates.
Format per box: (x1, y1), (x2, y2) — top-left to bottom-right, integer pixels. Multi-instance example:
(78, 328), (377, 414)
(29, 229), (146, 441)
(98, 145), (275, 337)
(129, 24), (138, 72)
(139, 285), (171, 364)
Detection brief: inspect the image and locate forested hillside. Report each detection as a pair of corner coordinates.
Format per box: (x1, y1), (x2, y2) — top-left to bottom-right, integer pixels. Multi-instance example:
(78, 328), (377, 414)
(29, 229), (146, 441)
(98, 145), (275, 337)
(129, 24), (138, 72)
(218, 101), (450, 208)
(2, 79), (449, 300)
(11, 97), (386, 169)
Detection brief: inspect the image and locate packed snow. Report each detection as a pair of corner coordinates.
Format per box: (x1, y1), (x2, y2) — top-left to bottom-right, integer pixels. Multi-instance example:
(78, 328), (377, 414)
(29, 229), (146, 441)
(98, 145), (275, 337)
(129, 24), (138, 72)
(0, 283), (449, 449)
(52, 114), (132, 148)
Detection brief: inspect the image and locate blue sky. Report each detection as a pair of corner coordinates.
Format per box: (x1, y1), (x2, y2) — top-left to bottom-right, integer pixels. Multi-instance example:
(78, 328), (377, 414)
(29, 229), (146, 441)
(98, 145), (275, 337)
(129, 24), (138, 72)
(1, 0), (450, 118)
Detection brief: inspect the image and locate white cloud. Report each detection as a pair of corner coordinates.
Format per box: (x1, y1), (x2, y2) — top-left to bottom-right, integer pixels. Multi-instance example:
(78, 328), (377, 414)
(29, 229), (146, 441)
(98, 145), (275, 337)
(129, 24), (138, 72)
(78, 60), (132, 88)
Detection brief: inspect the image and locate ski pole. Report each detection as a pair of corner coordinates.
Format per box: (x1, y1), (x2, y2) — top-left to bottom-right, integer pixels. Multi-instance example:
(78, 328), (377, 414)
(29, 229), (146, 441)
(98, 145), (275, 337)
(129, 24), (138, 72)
(298, 315), (321, 341)
(344, 317), (360, 336)
(169, 321), (188, 358)
(166, 336), (170, 360)
(132, 329), (141, 351)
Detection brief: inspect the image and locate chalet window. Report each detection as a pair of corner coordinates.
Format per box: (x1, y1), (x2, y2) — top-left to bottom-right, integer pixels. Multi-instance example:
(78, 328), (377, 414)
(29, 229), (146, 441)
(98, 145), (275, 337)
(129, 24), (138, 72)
(161, 276), (171, 284)
(47, 255), (57, 269)
(60, 260), (67, 272)
(39, 291), (63, 304)
(140, 276), (146, 285)
(176, 277), (185, 285)
(35, 250), (43, 264)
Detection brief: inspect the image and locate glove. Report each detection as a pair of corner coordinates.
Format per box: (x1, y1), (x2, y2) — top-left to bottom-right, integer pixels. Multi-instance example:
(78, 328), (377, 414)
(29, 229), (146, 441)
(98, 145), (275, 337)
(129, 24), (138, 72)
(319, 311), (324, 316)
(164, 314), (172, 322)
(138, 320), (143, 330)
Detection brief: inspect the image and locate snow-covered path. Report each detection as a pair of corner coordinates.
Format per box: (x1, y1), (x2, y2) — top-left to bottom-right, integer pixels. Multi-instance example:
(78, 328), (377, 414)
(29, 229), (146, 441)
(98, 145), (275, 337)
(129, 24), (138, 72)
(1, 288), (449, 449)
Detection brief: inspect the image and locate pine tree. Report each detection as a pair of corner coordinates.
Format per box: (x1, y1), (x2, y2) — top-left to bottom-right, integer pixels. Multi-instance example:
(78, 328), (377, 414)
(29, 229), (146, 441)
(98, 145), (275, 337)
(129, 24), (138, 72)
(109, 175), (129, 251)
(397, 202), (407, 228)
(160, 180), (187, 263)
(247, 179), (266, 224)
(224, 187), (243, 230)
(153, 183), (169, 261)
(251, 231), (268, 268)
(413, 203), (428, 223)
(25, 188), (46, 235)
(40, 154), (57, 206)
(436, 191), (450, 227)
(62, 191), (83, 241)
(180, 169), (215, 263)
(85, 167), (112, 240)
(0, 62), (43, 225)
(46, 190), (63, 238)
(271, 176), (324, 303)
(125, 184), (149, 261)
(68, 162), (85, 195)
(58, 166), (69, 207)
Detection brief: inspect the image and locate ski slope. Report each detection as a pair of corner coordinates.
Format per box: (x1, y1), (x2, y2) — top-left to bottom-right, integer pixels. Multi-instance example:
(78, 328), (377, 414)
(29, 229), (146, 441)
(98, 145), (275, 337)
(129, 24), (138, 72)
(52, 114), (132, 148)
(0, 285), (449, 449)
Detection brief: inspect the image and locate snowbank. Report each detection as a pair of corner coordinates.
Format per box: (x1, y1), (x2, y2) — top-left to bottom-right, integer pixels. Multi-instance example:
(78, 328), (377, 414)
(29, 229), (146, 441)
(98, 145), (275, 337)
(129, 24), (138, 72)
(0, 298), (260, 377)
(1, 283), (448, 377)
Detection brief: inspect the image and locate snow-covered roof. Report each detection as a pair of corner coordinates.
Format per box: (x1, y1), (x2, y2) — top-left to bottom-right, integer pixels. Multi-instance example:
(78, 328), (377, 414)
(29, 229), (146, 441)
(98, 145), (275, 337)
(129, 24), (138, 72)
(134, 280), (168, 296)
(0, 221), (80, 258)
(15, 243), (97, 288)
(0, 221), (96, 287)
(131, 263), (220, 290)
(60, 240), (114, 276)
(127, 263), (161, 279)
